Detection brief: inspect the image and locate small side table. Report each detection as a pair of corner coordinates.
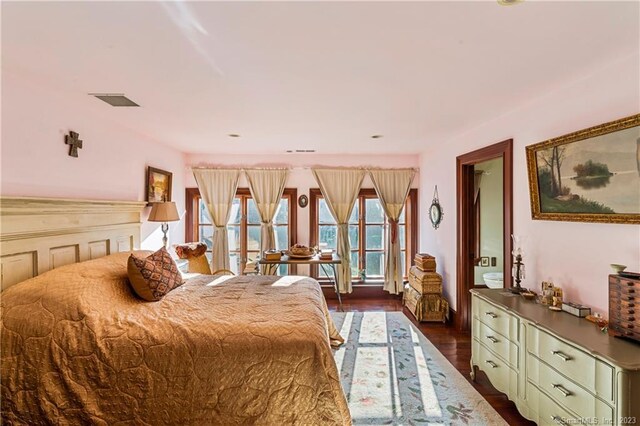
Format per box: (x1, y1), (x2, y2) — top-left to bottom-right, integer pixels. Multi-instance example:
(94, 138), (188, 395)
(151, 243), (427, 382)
(258, 254), (343, 307)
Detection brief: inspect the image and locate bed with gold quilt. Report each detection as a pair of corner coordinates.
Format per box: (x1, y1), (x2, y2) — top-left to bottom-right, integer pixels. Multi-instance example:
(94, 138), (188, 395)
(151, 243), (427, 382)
(0, 252), (351, 425)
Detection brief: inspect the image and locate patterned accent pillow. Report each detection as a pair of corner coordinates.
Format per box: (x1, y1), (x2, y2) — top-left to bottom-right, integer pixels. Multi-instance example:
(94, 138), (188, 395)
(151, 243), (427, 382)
(127, 247), (183, 301)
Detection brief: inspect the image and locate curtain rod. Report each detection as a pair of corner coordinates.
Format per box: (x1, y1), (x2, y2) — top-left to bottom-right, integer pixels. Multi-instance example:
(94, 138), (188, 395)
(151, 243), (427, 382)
(188, 166), (419, 172)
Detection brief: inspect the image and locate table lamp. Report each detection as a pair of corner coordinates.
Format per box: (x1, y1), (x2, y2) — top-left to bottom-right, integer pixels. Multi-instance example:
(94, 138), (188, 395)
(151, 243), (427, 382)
(148, 202), (180, 247)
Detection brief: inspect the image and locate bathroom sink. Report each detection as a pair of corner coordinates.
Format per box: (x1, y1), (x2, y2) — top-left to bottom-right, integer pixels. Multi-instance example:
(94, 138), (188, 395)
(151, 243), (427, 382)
(483, 272), (504, 289)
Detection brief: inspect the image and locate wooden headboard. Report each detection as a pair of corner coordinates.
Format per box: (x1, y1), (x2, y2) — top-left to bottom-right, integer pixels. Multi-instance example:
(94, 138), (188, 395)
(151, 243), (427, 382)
(0, 197), (146, 291)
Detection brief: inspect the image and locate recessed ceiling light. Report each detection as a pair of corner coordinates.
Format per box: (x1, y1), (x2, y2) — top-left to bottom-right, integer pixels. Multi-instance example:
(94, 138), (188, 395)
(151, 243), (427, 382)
(90, 93), (139, 107)
(497, 0), (523, 5)
(371, 135), (383, 139)
(228, 134), (240, 138)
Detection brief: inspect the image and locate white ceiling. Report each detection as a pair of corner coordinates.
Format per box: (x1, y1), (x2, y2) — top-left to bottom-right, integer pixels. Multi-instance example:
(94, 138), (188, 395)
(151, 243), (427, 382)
(2, 1), (638, 154)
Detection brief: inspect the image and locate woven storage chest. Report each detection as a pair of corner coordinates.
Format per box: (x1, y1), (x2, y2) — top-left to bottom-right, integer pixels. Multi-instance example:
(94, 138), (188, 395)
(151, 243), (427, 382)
(408, 266), (443, 294)
(403, 284), (449, 323)
(414, 253), (436, 272)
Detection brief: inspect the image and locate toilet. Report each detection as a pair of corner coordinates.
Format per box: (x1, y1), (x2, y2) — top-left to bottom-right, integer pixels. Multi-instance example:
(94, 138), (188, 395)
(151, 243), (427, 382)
(483, 272), (504, 289)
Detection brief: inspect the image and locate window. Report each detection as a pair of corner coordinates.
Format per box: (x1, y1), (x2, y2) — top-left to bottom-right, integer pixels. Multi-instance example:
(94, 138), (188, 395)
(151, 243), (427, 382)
(186, 188), (297, 274)
(310, 188), (417, 284)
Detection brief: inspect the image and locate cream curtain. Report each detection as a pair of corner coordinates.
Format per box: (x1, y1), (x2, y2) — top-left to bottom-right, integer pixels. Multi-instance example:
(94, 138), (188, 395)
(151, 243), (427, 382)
(245, 169), (289, 274)
(312, 168), (365, 293)
(370, 169), (416, 294)
(192, 169), (241, 272)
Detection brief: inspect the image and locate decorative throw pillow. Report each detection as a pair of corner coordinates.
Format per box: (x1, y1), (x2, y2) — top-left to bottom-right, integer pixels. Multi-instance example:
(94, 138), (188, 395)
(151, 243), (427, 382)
(127, 247), (183, 301)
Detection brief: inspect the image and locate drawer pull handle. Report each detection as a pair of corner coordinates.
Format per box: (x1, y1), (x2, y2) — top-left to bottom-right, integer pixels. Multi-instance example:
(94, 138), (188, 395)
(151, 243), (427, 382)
(485, 312), (498, 318)
(485, 360), (498, 368)
(551, 350), (572, 362)
(551, 415), (569, 426)
(552, 383), (572, 397)
(486, 335), (499, 343)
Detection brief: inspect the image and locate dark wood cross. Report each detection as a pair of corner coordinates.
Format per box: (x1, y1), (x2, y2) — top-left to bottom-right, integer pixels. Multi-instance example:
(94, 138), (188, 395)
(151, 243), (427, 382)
(65, 131), (83, 157)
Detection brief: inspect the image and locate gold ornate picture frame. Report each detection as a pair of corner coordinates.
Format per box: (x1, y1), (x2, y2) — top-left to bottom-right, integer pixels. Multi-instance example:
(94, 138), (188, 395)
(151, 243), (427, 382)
(526, 114), (640, 224)
(145, 166), (173, 204)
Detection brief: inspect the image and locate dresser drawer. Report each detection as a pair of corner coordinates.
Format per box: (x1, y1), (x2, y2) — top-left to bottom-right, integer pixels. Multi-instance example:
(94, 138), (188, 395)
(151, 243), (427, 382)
(533, 329), (600, 391)
(609, 275), (640, 290)
(609, 310), (637, 323)
(473, 339), (518, 398)
(537, 360), (613, 421)
(474, 297), (518, 340)
(474, 319), (518, 368)
(537, 384), (582, 426)
(609, 289), (638, 304)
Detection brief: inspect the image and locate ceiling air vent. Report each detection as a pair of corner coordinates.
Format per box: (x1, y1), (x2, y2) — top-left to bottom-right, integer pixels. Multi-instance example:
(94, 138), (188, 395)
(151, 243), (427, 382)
(90, 93), (140, 107)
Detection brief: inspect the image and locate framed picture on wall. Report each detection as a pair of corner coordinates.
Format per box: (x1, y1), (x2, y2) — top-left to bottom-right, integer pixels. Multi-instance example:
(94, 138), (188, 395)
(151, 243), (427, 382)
(526, 114), (640, 224)
(146, 166), (172, 204)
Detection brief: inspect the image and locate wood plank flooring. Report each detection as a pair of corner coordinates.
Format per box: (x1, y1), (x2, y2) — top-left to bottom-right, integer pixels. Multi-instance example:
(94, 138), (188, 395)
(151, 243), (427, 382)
(326, 296), (536, 426)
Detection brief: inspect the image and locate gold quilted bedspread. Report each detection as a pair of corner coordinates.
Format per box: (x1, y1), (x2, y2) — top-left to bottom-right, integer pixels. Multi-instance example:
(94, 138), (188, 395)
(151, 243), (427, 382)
(0, 252), (351, 425)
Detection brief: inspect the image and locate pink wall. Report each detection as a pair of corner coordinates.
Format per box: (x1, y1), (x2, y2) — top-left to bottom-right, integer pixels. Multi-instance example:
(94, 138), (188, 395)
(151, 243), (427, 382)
(419, 52), (640, 316)
(1, 71), (187, 248)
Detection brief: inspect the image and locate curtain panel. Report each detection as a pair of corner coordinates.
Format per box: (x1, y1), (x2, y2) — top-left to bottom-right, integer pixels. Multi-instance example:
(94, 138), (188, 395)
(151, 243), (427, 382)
(192, 169), (241, 272)
(245, 168), (289, 274)
(312, 168), (366, 293)
(369, 168), (416, 294)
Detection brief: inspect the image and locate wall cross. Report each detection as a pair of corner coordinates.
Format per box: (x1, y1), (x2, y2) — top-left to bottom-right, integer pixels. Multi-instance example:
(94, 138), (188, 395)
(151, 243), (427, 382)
(65, 131), (83, 157)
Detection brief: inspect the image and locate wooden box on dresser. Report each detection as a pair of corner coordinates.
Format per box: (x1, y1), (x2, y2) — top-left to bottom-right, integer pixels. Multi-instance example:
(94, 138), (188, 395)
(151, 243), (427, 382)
(609, 274), (640, 343)
(470, 289), (640, 426)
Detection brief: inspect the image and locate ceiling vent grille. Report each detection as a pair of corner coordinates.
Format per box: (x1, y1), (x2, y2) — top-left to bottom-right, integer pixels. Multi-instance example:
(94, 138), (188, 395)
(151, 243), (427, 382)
(90, 93), (140, 107)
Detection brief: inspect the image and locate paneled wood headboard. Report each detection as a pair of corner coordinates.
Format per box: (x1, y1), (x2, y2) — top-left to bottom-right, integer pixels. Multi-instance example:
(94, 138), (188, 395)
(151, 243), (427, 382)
(0, 197), (146, 291)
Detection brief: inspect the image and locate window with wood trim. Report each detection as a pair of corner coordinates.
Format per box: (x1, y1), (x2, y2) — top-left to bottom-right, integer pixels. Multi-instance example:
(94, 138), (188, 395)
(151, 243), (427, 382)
(185, 188), (297, 274)
(310, 188), (418, 284)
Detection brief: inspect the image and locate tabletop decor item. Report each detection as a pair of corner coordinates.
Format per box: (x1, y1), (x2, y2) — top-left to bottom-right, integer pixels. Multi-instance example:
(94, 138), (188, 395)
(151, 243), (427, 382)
(551, 287), (563, 310)
(263, 250), (282, 261)
(540, 281), (554, 305)
(610, 263), (627, 274)
(509, 235), (526, 294)
(429, 185), (443, 229)
(526, 113), (640, 224)
(562, 301), (591, 317)
(146, 166), (173, 204)
(286, 244), (315, 259)
(609, 273), (639, 342)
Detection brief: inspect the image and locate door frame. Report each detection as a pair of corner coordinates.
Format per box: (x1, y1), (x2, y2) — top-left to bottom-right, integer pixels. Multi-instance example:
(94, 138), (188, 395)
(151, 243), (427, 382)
(456, 139), (513, 332)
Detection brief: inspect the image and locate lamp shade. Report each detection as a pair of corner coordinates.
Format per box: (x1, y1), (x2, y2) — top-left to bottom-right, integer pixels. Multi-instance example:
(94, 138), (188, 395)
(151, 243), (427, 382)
(148, 202), (180, 222)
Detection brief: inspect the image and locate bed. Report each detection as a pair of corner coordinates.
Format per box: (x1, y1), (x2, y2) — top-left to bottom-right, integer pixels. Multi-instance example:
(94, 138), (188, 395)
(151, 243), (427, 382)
(1, 252), (351, 424)
(0, 197), (351, 424)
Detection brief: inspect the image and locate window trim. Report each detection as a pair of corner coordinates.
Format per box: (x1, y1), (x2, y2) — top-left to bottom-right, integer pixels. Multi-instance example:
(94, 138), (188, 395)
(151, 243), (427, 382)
(309, 187), (418, 285)
(185, 187), (298, 274)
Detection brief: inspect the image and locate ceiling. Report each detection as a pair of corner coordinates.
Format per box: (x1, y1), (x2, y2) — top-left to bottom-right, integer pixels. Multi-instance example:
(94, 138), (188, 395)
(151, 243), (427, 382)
(2, 1), (638, 154)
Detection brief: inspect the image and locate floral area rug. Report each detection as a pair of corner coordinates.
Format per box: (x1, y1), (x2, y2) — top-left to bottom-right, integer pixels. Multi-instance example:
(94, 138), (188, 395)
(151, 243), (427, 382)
(330, 312), (507, 426)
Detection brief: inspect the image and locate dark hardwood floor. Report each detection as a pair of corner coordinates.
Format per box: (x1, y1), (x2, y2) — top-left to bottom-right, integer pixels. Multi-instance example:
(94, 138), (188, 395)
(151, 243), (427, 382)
(326, 295), (536, 426)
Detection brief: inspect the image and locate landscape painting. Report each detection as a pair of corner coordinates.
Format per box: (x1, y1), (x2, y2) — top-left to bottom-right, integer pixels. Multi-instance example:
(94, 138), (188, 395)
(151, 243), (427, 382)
(526, 114), (640, 224)
(145, 166), (172, 204)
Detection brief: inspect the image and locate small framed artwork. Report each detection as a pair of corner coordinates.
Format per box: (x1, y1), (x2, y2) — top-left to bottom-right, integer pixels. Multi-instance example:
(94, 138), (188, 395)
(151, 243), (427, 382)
(146, 166), (172, 204)
(480, 257), (490, 267)
(298, 194), (309, 208)
(526, 114), (640, 224)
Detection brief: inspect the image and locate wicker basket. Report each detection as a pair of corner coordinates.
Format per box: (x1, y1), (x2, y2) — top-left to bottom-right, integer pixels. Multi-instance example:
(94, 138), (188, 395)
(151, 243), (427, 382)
(414, 253), (436, 272)
(408, 266), (443, 294)
(403, 284), (449, 323)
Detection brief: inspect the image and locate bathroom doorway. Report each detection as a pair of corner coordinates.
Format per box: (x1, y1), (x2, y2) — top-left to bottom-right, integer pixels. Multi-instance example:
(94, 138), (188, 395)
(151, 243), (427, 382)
(473, 157), (504, 288)
(456, 140), (513, 332)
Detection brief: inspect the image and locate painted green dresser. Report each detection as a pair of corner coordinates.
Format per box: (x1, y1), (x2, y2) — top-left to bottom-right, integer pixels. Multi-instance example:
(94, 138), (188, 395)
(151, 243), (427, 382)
(470, 289), (640, 426)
